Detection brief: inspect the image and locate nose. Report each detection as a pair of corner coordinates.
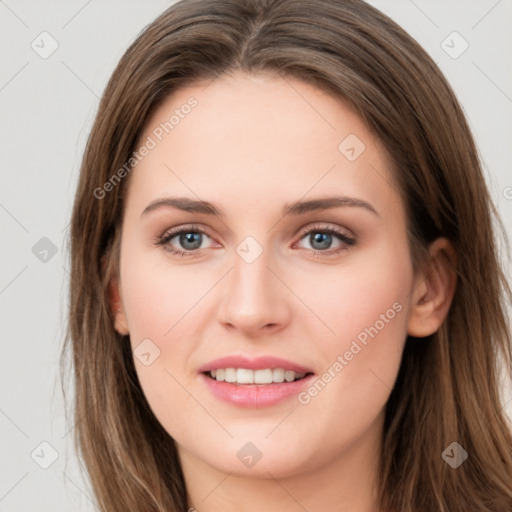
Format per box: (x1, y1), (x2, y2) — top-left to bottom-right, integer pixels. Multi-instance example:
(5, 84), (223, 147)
(217, 246), (292, 337)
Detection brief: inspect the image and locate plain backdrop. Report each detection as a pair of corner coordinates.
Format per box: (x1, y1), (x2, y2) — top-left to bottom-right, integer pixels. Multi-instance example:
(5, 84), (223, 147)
(1, 1), (511, 510)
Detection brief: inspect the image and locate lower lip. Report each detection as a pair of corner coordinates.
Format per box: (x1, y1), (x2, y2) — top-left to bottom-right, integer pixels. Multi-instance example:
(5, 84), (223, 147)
(200, 373), (315, 408)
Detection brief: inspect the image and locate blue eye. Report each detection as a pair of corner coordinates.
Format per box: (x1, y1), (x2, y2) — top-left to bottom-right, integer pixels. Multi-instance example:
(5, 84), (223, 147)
(295, 224), (356, 255)
(155, 223), (356, 258)
(312, 232), (332, 250)
(156, 224), (213, 257)
(173, 231), (204, 251)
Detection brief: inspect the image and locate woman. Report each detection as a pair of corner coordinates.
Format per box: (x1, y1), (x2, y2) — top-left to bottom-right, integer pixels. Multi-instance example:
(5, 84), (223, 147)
(61, 0), (512, 510)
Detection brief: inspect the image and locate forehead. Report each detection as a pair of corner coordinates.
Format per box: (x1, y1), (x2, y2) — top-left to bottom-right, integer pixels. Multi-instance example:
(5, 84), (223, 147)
(125, 70), (401, 223)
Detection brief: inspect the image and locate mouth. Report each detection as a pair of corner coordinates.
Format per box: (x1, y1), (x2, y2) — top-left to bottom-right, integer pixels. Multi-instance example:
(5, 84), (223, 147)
(198, 355), (315, 407)
(203, 368), (313, 385)
(199, 356), (316, 407)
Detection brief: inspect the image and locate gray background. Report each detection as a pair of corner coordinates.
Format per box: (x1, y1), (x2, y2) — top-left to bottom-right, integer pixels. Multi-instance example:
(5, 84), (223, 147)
(1, 1), (511, 510)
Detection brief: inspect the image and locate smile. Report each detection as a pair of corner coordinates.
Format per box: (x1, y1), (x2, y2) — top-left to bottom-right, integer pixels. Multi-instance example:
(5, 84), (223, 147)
(207, 368), (308, 384)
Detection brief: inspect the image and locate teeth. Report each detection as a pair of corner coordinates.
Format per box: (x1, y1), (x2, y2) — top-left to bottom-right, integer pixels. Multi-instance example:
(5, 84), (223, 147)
(225, 368), (236, 383)
(284, 370), (295, 382)
(236, 368), (253, 384)
(254, 369), (273, 384)
(273, 368), (285, 383)
(210, 368), (307, 384)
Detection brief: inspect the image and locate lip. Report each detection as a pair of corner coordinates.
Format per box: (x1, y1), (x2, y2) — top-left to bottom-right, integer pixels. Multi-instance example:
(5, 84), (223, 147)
(200, 373), (315, 408)
(198, 355), (315, 408)
(198, 355), (313, 374)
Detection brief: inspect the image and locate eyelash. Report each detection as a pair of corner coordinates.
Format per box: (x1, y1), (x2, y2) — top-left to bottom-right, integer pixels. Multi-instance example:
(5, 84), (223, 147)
(154, 222), (356, 258)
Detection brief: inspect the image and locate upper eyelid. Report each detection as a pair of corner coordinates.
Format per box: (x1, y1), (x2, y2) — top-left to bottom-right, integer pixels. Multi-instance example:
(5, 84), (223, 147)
(296, 222), (354, 237)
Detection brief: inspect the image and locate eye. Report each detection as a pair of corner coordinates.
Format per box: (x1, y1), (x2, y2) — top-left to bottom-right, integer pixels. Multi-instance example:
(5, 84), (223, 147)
(294, 223), (356, 256)
(155, 224), (215, 257)
(155, 222), (356, 258)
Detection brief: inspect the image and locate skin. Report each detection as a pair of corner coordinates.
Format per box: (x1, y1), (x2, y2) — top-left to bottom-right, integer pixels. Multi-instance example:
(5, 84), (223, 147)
(110, 70), (456, 512)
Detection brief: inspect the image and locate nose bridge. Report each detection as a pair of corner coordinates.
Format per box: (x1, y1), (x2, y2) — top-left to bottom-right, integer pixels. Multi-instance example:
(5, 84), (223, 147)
(218, 236), (289, 332)
(231, 240), (276, 308)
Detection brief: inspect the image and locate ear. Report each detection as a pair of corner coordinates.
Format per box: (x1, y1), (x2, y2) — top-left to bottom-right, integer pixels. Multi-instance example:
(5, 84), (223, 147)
(102, 254), (129, 336)
(109, 276), (129, 336)
(407, 237), (457, 338)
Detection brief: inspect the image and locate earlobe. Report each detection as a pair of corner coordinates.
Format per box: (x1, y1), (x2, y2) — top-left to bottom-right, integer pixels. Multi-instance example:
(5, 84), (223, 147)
(407, 238), (457, 338)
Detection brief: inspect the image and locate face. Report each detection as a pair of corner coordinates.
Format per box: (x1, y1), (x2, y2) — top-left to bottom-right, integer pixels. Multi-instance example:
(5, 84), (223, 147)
(112, 70), (416, 479)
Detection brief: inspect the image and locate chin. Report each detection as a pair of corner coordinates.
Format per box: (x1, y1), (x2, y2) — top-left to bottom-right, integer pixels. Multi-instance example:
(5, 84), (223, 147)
(179, 433), (321, 479)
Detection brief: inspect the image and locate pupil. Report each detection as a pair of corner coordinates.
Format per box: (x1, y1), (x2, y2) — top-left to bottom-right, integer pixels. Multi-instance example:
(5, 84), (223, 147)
(180, 232), (201, 250)
(311, 232), (331, 250)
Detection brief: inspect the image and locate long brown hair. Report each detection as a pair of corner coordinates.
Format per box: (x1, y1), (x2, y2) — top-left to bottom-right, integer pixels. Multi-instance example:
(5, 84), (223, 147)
(61, 0), (512, 510)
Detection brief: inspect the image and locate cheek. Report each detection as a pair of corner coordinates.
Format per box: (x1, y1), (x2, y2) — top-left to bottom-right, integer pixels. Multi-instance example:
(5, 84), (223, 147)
(297, 244), (412, 426)
(118, 244), (216, 429)
(120, 246), (209, 340)
(295, 239), (411, 346)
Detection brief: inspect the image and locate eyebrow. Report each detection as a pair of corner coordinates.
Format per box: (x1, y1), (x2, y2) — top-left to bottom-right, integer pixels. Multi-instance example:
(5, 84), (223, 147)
(140, 195), (379, 218)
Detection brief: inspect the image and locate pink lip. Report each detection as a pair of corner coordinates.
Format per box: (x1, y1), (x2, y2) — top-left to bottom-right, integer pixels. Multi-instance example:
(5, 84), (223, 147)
(200, 373), (315, 408)
(198, 355), (315, 408)
(198, 355), (313, 373)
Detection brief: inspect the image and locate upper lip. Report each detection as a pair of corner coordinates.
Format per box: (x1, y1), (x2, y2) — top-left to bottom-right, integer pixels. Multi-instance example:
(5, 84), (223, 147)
(198, 355), (314, 374)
